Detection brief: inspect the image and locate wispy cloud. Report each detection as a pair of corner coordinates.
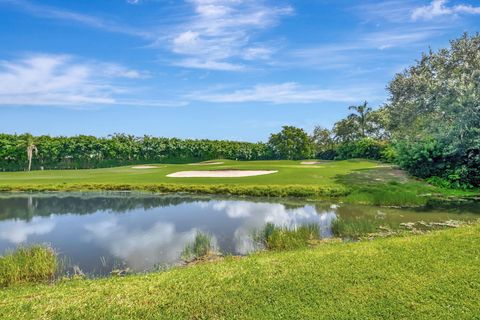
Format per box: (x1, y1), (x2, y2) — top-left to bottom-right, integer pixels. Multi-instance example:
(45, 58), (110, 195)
(412, 0), (480, 20)
(189, 82), (382, 104)
(3, 0), (292, 71)
(288, 26), (443, 72)
(165, 0), (293, 71)
(353, 0), (419, 23)
(0, 54), (184, 107)
(362, 27), (443, 49)
(0, 0), (151, 38)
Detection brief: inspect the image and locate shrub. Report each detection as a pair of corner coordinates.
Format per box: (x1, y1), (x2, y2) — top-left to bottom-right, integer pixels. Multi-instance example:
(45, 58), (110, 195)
(335, 138), (388, 160)
(394, 139), (479, 188)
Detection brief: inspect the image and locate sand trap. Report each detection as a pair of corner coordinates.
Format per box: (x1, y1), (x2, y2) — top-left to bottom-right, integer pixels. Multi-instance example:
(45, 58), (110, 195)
(188, 162), (224, 166)
(131, 165), (158, 169)
(301, 161), (323, 165)
(167, 170), (277, 178)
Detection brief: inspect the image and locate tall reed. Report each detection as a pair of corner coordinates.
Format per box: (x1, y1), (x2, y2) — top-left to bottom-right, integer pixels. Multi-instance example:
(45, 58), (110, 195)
(0, 245), (57, 287)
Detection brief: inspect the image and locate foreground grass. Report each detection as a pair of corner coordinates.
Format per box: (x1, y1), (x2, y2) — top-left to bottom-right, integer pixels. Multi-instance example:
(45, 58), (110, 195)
(1, 159), (476, 206)
(0, 246), (56, 287)
(1, 225), (479, 319)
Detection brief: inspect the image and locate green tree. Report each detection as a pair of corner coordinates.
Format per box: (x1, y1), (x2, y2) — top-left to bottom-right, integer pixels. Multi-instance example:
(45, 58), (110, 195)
(348, 101), (372, 138)
(311, 126), (334, 156)
(268, 126), (314, 160)
(386, 33), (480, 187)
(332, 117), (359, 143)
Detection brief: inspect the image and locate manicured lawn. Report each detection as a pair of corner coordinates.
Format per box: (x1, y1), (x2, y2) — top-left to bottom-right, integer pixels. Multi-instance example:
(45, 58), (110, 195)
(0, 159), (477, 206)
(1, 224), (479, 319)
(0, 159), (382, 186)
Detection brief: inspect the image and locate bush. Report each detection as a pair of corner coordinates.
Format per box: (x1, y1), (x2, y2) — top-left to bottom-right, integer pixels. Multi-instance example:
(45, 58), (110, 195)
(394, 139), (479, 188)
(316, 149), (337, 160)
(0, 245), (57, 287)
(335, 138), (388, 160)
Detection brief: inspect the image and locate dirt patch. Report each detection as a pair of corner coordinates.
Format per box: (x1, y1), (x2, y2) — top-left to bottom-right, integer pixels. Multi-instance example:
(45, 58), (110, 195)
(131, 165), (158, 169)
(167, 170), (278, 178)
(301, 161), (323, 165)
(188, 162), (224, 166)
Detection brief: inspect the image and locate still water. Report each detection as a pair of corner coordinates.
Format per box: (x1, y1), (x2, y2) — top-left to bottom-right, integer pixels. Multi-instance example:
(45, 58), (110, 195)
(0, 192), (478, 275)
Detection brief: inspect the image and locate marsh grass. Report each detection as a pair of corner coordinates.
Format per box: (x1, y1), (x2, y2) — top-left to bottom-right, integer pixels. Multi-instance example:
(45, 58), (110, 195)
(0, 183), (349, 199)
(182, 232), (216, 261)
(0, 245), (57, 287)
(331, 216), (396, 239)
(256, 223), (321, 250)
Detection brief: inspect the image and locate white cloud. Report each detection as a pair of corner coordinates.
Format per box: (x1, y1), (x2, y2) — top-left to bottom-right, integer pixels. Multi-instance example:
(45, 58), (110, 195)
(242, 47), (273, 60)
(412, 0), (480, 20)
(0, 54), (183, 107)
(3, 0), (289, 71)
(167, 0), (292, 70)
(189, 82), (380, 104)
(173, 58), (246, 71)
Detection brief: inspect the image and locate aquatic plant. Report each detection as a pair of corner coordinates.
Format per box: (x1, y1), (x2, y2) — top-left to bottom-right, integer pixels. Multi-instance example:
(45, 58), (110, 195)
(0, 245), (57, 287)
(257, 223), (321, 251)
(331, 216), (389, 239)
(182, 232), (215, 261)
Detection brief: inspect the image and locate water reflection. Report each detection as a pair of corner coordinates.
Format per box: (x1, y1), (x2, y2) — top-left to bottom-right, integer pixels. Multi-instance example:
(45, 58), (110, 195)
(0, 217), (55, 244)
(83, 219), (197, 270)
(0, 192), (478, 275)
(207, 201), (336, 254)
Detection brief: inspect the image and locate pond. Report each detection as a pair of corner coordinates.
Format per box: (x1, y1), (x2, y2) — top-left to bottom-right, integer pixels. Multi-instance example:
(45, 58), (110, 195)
(0, 192), (478, 276)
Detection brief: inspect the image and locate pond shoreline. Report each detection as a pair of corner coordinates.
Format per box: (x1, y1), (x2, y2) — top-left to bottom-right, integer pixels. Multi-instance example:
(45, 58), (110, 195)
(2, 224), (480, 319)
(0, 182), (477, 208)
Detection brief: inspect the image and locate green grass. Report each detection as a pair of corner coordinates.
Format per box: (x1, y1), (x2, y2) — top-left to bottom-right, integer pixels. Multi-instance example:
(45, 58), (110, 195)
(1, 159), (475, 206)
(0, 245), (57, 287)
(0, 159), (379, 187)
(1, 225), (479, 319)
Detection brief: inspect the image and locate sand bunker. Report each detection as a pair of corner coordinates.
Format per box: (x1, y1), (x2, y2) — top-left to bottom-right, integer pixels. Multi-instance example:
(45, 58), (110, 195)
(131, 165), (158, 169)
(301, 161), (323, 165)
(188, 162), (224, 166)
(167, 170), (277, 178)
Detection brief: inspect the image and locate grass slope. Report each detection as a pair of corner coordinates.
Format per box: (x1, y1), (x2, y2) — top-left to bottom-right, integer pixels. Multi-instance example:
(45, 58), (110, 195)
(1, 225), (479, 319)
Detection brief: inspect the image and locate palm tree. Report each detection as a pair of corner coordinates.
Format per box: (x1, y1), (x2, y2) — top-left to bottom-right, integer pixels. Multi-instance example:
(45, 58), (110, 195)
(348, 101), (372, 138)
(25, 135), (38, 172)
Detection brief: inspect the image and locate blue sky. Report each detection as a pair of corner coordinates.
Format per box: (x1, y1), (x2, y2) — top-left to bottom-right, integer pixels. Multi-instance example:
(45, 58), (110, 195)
(0, 0), (479, 142)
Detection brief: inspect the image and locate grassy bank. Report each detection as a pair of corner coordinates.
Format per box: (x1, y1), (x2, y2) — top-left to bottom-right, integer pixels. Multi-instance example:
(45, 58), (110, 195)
(1, 224), (479, 319)
(0, 159), (476, 206)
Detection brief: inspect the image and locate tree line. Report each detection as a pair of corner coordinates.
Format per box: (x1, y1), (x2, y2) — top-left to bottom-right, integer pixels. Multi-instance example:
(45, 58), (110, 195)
(0, 134), (272, 171)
